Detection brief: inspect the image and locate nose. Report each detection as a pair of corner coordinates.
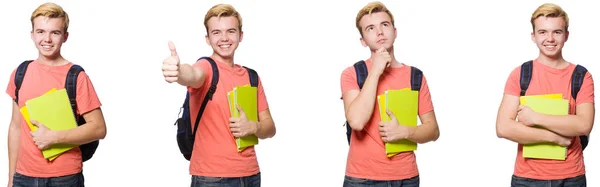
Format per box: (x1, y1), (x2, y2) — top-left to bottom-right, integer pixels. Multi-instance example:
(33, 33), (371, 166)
(42, 33), (52, 43)
(547, 33), (556, 42)
(376, 27), (384, 36)
(219, 33), (229, 42)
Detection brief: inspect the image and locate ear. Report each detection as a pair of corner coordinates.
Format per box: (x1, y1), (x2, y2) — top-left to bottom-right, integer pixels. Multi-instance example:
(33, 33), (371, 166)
(205, 34), (210, 46)
(239, 31), (244, 43)
(360, 37), (367, 47)
(30, 30), (34, 42)
(63, 32), (69, 43)
(531, 31), (535, 43)
(564, 31), (569, 42)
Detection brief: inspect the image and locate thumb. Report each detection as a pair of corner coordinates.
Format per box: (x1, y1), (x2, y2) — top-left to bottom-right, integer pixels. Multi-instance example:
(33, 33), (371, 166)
(30, 120), (48, 129)
(377, 47), (386, 54)
(236, 104), (245, 116)
(168, 41), (178, 58)
(386, 109), (396, 120)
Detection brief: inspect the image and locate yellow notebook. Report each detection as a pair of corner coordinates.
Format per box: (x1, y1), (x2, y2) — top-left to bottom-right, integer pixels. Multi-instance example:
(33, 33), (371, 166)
(20, 89), (62, 161)
(520, 94), (568, 160)
(229, 85), (259, 152)
(25, 88), (78, 161)
(379, 88), (419, 157)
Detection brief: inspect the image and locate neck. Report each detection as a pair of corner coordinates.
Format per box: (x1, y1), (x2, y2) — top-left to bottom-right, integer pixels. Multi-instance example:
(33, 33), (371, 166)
(369, 46), (402, 67)
(211, 53), (234, 67)
(536, 52), (567, 69)
(37, 53), (68, 66)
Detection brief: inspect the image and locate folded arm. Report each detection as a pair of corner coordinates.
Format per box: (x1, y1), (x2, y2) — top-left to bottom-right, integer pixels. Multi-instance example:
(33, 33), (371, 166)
(496, 94), (562, 144)
(533, 103), (594, 137)
(54, 108), (106, 145)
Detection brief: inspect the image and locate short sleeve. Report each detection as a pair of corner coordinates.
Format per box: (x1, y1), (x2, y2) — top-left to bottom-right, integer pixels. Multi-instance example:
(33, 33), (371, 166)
(575, 71), (594, 105)
(504, 67), (522, 97)
(257, 76), (269, 113)
(340, 67), (359, 99)
(187, 59), (213, 93)
(5, 69), (17, 100)
(75, 71), (102, 115)
(417, 75), (434, 115)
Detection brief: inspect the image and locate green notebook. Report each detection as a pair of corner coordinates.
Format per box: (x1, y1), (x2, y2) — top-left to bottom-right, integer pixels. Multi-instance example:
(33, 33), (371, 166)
(380, 88), (419, 157)
(521, 96), (569, 160)
(25, 88), (78, 161)
(230, 85), (259, 152)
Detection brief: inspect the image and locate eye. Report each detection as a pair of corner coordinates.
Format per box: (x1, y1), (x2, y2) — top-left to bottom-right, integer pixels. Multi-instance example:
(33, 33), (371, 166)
(383, 23), (389, 27)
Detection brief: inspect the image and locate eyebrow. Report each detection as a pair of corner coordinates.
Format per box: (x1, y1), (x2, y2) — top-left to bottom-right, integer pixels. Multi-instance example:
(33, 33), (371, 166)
(35, 29), (63, 33)
(364, 21), (392, 29)
(211, 28), (238, 33)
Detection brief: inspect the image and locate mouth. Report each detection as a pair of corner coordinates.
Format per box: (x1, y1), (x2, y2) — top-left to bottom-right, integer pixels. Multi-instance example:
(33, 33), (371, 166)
(544, 44), (557, 50)
(41, 44), (53, 50)
(218, 44), (232, 50)
(377, 39), (387, 44)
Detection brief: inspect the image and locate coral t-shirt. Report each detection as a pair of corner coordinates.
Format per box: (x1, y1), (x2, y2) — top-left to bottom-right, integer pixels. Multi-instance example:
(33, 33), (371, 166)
(187, 58), (269, 177)
(5, 61), (102, 177)
(340, 60), (434, 180)
(503, 59), (594, 180)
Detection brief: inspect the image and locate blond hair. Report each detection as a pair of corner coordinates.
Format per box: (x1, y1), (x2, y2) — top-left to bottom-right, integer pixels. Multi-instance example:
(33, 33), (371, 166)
(355, 1), (395, 36)
(531, 3), (569, 31)
(204, 4), (243, 33)
(30, 2), (69, 32)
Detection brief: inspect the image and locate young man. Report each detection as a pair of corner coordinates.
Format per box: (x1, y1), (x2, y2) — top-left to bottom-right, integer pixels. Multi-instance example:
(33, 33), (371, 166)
(6, 2), (106, 187)
(161, 4), (276, 187)
(495, 3), (593, 186)
(340, 1), (440, 186)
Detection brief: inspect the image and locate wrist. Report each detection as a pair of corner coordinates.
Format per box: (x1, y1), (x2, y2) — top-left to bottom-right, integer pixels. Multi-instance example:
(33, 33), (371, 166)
(52, 130), (64, 144)
(543, 130), (558, 143)
(253, 121), (260, 135)
(404, 126), (416, 140)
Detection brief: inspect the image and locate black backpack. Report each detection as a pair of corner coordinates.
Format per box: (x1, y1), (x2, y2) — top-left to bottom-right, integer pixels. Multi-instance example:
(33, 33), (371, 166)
(175, 56), (259, 161)
(344, 60), (423, 144)
(519, 60), (590, 150)
(14, 60), (99, 162)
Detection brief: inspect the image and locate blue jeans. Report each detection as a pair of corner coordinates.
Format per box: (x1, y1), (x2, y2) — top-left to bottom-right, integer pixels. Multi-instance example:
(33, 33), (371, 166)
(12, 172), (84, 187)
(343, 175), (419, 187)
(191, 172), (261, 187)
(511, 174), (586, 187)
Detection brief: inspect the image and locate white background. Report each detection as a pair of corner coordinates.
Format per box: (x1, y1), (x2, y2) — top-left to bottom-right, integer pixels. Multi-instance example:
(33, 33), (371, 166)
(0, 0), (598, 186)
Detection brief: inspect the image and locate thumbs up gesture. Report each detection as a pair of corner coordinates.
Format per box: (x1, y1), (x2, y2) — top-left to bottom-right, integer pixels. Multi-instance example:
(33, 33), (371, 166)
(162, 41), (180, 83)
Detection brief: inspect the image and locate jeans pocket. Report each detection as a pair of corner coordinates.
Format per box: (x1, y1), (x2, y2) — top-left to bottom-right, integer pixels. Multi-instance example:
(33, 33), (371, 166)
(194, 175), (224, 183)
(344, 176), (368, 183)
(511, 175), (534, 187)
(50, 172), (84, 187)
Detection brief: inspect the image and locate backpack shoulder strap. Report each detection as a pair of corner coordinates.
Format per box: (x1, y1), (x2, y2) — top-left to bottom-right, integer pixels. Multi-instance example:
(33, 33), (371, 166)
(243, 66), (259, 87)
(519, 60), (534, 96)
(14, 60), (34, 103)
(410, 66), (423, 91)
(65, 64), (85, 117)
(571, 64), (588, 100)
(192, 57), (219, 136)
(353, 60), (368, 89)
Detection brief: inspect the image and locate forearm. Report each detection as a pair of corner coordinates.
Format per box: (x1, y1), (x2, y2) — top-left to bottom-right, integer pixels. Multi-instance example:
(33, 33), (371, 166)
(176, 64), (204, 88)
(536, 114), (592, 137)
(8, 125), (20, 182)
(406, 122), (439, 144)
(54, 121), (106, 145)
(254, 118), (275, 139)
(497, 120), (557, 144)
(346, 73), (381, 130)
